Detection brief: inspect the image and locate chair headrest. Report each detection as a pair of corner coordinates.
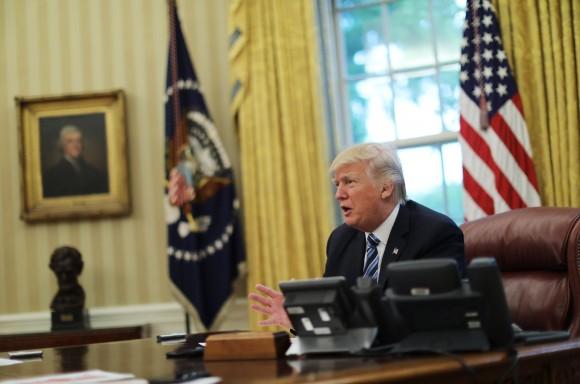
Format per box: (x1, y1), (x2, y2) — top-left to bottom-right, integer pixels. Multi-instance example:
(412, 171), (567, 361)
(460, 207), (580, 271)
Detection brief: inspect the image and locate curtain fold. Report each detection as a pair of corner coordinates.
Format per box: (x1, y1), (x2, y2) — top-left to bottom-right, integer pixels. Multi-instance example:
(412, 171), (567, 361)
(494, 0), (580, 206)
(229, 0), (333, 329)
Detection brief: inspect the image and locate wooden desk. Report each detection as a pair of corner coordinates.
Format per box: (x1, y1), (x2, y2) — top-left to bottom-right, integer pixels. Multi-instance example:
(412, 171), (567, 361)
(0, 336), (579, 383)
(0, 326), (147, 352)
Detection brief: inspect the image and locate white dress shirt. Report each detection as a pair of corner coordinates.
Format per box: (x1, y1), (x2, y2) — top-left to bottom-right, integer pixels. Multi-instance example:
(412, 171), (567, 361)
(364, 204), (400, 279)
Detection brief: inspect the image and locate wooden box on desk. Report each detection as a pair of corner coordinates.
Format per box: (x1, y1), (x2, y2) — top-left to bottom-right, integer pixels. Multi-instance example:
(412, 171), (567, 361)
(203, 331), (290, 360)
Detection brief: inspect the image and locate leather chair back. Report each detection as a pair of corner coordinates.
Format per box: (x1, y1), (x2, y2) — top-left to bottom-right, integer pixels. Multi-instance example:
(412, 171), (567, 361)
(461, 207), (580, 336)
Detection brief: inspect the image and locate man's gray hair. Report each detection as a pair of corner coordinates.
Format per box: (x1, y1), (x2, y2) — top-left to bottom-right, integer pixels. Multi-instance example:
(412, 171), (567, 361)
(59, 125), (82, 142)
(330, 142), (407, 203)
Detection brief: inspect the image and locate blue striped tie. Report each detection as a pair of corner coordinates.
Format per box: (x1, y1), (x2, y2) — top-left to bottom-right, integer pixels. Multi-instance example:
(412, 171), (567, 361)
(363, 233), (380, 282)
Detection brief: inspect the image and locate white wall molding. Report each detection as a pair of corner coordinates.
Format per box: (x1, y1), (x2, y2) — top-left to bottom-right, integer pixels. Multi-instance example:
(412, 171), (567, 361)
(0, 299), (249, 337)
(0, 302), (186, 336)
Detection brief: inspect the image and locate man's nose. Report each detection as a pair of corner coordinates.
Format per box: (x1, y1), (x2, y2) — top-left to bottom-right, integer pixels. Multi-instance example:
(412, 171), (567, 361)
(335, 185), (346, 200)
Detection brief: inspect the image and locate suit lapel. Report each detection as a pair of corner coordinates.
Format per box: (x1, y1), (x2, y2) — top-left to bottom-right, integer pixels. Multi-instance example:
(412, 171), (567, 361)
(347, 231), (366, 283)
(331, 227), (366, 286)
(378, 204), (410, 290)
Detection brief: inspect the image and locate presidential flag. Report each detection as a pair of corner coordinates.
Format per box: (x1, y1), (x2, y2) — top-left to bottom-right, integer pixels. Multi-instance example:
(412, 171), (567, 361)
(164, 0), (244, 329)
(459, 0), (541, 221)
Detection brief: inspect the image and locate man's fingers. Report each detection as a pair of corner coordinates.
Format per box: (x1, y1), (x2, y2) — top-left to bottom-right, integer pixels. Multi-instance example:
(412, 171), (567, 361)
(250, 303), (272, 315)
(255, 284), (282, 298)
(250, 283), (289, 328)
(259, 317), (291, 328)
(248, 293), (272, 307)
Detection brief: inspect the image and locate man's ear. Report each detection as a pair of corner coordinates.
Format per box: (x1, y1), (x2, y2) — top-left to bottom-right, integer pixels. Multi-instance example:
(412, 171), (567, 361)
(381, 183), (394, 200)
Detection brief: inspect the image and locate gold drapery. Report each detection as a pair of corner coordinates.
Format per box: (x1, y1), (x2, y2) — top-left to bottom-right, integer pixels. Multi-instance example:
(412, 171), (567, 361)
(229, 0), (334, 329)
(493, 0), (580, 206)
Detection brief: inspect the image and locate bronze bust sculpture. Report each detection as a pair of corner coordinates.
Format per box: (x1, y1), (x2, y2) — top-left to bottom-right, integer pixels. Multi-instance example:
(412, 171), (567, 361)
(50, 246), (90, 330)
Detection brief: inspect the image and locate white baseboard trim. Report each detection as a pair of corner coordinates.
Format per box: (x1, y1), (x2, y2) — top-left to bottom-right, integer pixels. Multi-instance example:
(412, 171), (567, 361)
(0, 299), (248, 337)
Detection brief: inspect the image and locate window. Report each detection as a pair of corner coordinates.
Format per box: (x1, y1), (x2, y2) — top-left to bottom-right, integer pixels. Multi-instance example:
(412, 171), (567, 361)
(318, 0), (466, 223)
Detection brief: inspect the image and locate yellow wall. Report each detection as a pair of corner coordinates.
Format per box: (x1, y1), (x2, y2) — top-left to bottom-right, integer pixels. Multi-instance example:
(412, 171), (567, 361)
(0, 0), (238, 314)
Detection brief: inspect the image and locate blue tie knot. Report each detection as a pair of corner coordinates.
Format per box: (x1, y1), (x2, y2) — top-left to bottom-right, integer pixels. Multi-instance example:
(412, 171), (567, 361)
(367, 233), (380, 248)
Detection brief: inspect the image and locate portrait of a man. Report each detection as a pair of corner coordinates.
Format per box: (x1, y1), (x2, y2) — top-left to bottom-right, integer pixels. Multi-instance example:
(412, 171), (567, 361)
(41, 113), (109, 198)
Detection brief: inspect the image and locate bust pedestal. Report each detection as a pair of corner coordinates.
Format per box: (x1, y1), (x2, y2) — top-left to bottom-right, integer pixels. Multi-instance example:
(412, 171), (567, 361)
(51, 308), (90, 331)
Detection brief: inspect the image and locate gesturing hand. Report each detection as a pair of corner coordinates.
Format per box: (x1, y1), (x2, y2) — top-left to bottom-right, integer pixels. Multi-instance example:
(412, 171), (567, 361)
(248, 284), (292, 329)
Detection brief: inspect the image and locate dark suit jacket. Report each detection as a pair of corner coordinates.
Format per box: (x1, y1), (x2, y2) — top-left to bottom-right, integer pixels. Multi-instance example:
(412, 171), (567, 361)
(43, 158), (109, 198)
(323, 200), (465, 290)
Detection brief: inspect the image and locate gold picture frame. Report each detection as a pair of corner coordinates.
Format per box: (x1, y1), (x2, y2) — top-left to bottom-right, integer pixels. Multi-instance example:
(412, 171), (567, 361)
(17, 90), (131, 222)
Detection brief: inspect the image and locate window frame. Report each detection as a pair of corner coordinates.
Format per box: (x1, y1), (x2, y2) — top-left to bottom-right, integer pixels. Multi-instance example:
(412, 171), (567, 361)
(316, 0), (464, 220)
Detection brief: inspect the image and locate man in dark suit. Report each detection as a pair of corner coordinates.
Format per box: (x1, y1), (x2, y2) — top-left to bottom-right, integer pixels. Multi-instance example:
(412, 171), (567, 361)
(249, 142), (465, 328)
(42, 125), (109, 198)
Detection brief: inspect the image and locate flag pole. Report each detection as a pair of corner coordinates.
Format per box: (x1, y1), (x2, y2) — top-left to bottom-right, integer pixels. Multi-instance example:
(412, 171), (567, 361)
(472, 0), (489, 131)
(167, 0), (185, 167)
(167, 0), (196, 229)
(185, 312), (191, 334)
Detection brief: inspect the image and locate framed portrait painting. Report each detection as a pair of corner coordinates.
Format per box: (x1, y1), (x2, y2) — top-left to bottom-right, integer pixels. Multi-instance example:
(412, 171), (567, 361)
(17, 90), (131, 222)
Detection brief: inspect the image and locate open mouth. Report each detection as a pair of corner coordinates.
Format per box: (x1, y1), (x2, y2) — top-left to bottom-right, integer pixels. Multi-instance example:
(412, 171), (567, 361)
(341, 206), (352, 216)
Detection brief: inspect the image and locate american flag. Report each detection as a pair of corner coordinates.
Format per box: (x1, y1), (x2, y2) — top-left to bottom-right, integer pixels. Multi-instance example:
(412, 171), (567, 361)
(165, 0), (244, 330)
(459, 0), (541, 221)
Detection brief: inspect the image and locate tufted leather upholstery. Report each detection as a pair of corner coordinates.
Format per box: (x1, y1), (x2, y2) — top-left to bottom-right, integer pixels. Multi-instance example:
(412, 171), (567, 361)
(461, 207), (580, 336)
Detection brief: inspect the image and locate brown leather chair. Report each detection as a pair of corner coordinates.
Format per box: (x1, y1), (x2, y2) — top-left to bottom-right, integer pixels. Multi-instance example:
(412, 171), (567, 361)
(461, 207), (580, 337)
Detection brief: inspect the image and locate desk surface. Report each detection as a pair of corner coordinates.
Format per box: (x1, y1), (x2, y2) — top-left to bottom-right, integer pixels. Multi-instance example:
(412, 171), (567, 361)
(1, 336), (579, 383)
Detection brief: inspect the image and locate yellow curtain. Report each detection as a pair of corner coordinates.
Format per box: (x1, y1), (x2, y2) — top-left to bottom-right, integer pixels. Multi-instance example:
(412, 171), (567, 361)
(493, 0), (580, 207)
(229, 0), (334, 329)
